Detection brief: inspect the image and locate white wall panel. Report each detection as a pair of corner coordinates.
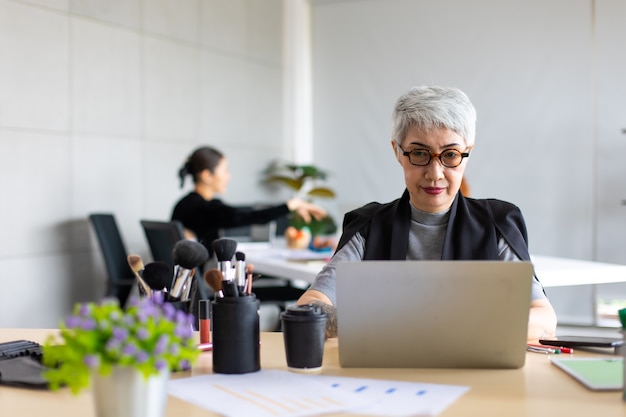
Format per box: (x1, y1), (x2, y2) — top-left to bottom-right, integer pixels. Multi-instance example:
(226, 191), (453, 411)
(0, 130), (71, 256)
(199, 0), (247, 53)
(0, 0), (284, 328)
(144, 37), (201, 141)
(72, 17), (142, 137)
(312, 0), (594, 260)
(70, 0), (141, 29)
(143, 0), (199, 44)
(0, 1), (69, 130)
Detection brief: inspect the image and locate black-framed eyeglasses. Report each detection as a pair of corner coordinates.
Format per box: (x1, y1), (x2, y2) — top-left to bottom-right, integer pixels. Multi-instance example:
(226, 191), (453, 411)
(396, 144), (470, 168)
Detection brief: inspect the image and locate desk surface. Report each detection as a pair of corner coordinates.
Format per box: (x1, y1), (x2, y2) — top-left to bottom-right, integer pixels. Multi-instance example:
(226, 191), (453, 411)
(1, 329), (625, 417)
(240, 242), (626, 288)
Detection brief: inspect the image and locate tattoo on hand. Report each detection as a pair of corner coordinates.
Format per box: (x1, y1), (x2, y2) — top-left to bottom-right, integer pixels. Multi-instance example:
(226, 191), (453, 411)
(309, 301), (338, 338)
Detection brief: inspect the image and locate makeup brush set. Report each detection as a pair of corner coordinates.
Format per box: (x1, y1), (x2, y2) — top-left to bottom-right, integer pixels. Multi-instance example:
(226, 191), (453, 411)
(127, 237), (261, 374)
(126, 239), (209, 314)
(206, 238), (261, 374)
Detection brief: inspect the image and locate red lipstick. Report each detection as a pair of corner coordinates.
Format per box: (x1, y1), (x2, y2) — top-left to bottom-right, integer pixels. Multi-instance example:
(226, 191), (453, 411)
(423, 187), (444, 195)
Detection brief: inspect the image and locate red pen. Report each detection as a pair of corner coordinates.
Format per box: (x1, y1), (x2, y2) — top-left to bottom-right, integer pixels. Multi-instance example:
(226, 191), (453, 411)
(528, 343), (573, 354)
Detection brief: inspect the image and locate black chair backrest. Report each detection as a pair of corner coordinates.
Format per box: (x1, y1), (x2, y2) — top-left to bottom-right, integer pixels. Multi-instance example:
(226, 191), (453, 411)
(139, 220), (187, 269)
(140, 219), (210, 321)
(88, 213), (135, 306)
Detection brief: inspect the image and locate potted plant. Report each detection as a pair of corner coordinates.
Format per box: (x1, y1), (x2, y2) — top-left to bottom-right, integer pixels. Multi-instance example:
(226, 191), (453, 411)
(42, 295), (199, 417)
(263, 162), (338, 249)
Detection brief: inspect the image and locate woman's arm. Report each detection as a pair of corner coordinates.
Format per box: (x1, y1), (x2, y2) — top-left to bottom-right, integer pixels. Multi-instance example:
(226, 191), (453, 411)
(297, 290), (338, 339)
(286, 198), (327, 223)
(527, 298), (557, 341)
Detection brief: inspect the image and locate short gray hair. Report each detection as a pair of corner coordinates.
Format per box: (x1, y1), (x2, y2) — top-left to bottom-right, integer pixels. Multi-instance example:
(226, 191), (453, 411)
(391, 86), (476, 147)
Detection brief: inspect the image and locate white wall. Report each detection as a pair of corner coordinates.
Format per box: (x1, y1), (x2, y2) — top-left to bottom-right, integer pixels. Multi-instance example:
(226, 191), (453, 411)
(312, 0), (595, 257)
(310, 0), (626, 325)
(0, 0), (284, 327)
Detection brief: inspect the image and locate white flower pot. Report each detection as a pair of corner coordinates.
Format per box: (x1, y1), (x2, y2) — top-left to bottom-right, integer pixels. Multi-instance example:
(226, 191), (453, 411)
(92, 366), (170, 417)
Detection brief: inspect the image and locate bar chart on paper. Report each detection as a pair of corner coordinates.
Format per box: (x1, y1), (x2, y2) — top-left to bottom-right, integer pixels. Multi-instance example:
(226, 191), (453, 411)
(168, 370), (370, 417)
(167, 370), (469, 417)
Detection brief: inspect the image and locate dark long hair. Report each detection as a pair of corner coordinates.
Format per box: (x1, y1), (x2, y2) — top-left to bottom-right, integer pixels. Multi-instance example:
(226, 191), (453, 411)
(178, 146), (224, 188)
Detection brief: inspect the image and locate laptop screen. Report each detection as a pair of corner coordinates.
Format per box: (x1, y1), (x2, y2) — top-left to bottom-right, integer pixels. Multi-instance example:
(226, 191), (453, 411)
(336, 260), (533, 369)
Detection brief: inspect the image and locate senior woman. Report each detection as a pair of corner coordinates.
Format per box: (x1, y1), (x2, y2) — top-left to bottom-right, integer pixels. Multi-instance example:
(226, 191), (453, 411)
(297, 85), (557, 341)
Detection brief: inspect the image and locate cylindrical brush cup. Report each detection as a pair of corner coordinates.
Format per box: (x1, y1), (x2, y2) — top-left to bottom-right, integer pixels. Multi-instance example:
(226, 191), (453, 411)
(211, 294), (260, 374)
(166, 278), (201, 330)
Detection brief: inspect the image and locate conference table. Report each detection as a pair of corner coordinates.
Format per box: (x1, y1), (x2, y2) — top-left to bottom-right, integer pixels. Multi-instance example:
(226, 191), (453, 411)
(1, 329), (624, 417)
(240, 242), (626, 288)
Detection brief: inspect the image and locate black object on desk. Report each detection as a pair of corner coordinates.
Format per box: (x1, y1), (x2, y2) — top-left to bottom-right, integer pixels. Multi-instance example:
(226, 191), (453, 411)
(0, 340), (48, 389)
(540, 336), (625, 355)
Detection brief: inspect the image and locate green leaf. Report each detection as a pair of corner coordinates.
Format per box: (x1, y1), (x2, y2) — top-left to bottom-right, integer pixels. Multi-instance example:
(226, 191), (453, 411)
(306, 187), (335, 198)
(288, 214), (337, 235)
(264, 175), (304, 191)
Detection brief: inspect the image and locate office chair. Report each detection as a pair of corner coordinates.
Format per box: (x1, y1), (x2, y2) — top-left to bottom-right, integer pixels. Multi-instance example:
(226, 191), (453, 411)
(88, 213), (138, 307)
(140, 220), (186, 268)
(139, 219), (210, 299)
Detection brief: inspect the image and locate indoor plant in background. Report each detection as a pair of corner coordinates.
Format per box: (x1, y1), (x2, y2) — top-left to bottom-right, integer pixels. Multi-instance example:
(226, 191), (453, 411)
(42, 295), (199, 417)
(263, 162), (338, 249)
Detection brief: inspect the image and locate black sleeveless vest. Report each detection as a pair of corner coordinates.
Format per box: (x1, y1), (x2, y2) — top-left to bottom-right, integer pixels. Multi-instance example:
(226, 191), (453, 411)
(336, 190), (532, 262)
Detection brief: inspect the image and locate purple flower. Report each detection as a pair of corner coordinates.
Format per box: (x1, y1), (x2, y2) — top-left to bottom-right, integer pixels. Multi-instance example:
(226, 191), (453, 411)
(135, 351), (149, 364)
(80, 318), (96, 331)
(78, 304), (91, 317)
(175, 323), (193, 339)
(112, 326), (128, 341)
(154, 335), (169, 355)
(83, 354), (100, 369)
(178, 359), (191, 371)
(155, 358), (168, 371)
(135, 328), (149, 340)
(108, 310), (122, 321)
(105, 338), (122, 352)
(122, 343), (138, 356)
(162, 303), (176, 320)
(152, 292), (165, 304)
(65, 315), (81, 328)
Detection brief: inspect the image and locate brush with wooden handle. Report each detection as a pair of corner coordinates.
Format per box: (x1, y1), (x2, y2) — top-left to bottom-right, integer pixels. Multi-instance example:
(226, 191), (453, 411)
(204, 268), (224, 298)
(127, 254), (151, 296)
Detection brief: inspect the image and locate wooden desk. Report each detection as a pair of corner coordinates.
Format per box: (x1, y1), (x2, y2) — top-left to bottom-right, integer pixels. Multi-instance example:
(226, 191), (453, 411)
(1, 329), (624, 416)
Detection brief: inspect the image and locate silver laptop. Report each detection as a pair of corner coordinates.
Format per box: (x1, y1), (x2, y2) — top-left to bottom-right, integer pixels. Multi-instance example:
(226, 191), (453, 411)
(336, 260), (533, 369)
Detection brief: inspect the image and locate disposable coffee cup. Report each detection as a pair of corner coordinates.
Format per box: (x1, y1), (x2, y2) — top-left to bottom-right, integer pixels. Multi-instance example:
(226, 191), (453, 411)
(281, 304), (327, 372)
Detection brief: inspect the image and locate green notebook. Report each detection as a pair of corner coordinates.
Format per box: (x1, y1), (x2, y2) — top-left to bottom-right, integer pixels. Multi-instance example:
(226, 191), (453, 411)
(550, 357), (623, 391)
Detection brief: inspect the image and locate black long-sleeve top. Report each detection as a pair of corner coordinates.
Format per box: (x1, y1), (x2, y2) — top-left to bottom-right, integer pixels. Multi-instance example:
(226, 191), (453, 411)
(171, 192), (290, 254)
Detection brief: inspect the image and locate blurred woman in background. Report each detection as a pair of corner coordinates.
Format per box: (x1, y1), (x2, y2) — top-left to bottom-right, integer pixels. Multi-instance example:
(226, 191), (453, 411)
(172, 146), (327, 256)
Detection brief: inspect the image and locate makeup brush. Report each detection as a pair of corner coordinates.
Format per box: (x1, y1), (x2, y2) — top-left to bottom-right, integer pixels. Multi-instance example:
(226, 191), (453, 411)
(142, 261), (172, 300)
(169, 240), (209, 301)
(235, 251), (246, 295)
(204, 268), (224, 298)
(211, 238), (238, 296)
(211, 238), (237, 276)
(127, 254), (150, 296)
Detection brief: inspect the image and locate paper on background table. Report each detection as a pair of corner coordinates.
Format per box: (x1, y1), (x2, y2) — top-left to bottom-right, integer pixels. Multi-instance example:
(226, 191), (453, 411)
(167, 370), (469, 417)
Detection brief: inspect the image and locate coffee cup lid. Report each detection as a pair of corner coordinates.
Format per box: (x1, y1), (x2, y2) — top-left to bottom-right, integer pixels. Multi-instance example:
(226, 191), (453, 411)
(284, 303), (325, 317)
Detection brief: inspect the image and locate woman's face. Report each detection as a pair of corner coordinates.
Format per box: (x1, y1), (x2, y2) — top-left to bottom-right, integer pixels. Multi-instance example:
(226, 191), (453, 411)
(205, 157), (231, 195)
(392, 127), (470, 213)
